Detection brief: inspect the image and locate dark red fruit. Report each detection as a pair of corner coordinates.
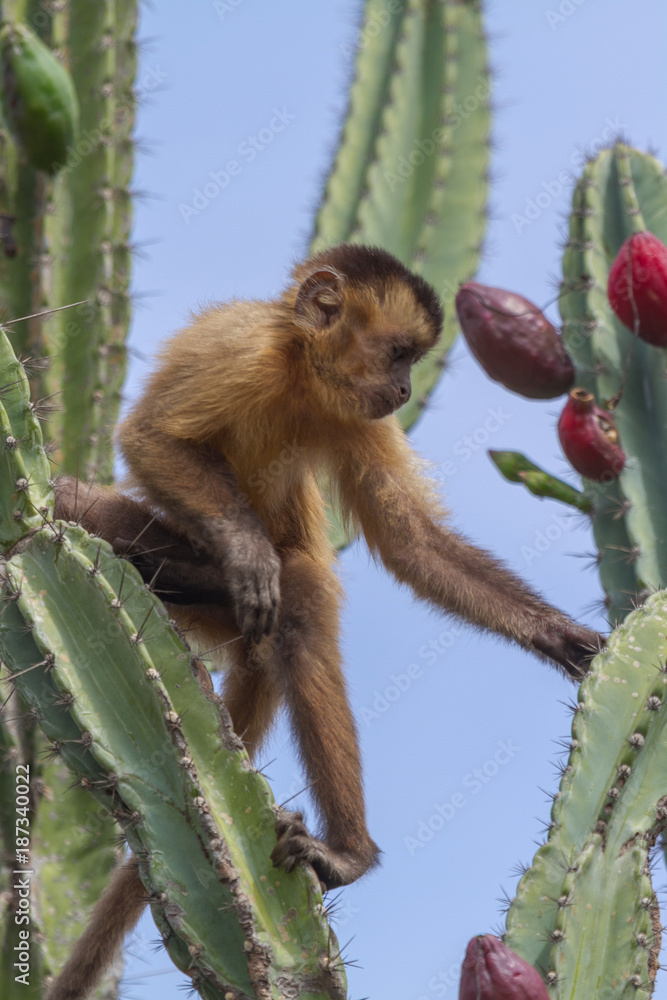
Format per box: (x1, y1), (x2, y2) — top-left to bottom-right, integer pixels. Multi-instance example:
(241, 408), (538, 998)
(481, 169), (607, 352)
(607, 230), (667, 346)
(455, 282), (574, 399)
(459, 935), (549, 1000)
(557, 388), (625, 482)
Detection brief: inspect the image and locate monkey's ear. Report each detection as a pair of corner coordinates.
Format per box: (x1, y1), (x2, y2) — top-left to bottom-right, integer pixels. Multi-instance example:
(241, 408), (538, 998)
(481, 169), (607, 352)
(294, 268), (343, 329)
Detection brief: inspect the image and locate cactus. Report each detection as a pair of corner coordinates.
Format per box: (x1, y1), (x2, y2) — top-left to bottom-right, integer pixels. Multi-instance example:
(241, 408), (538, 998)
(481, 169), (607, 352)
(2, 529), (348, 999)
(472, 142), (667, 999)
(559, 144), (667, 624)
(0, 5), (141, 991)
(0, 1), (137, 482)
(504, 590), (667, 998)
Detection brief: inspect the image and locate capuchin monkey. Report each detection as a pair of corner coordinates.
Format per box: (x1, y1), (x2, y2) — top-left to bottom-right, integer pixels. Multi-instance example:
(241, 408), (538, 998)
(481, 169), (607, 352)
(47, 244), (603, 999)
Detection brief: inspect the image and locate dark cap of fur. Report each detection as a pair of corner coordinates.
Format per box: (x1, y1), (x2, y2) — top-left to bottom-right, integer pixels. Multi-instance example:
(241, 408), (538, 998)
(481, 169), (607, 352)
(304, 244), (444, 336)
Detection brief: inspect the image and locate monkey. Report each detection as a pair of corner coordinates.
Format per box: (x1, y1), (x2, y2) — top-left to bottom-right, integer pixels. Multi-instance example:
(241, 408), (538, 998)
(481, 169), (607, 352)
(46, 244), (603, 999)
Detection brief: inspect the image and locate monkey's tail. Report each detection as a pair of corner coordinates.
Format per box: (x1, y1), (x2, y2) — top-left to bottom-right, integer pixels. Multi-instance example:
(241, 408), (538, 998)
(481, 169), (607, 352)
(45, 856), (147, 1000)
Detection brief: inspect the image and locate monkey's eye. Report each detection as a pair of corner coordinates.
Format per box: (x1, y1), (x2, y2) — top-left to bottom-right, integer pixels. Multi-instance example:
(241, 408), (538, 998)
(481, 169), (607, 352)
(390, 344), (410, 362)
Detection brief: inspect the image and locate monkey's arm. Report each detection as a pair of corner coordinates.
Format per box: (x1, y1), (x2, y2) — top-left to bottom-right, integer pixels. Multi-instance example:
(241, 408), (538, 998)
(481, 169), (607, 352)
(341, 424), (602, 680)
(53, 475), (237, 609)
(118, 432), (281, 643)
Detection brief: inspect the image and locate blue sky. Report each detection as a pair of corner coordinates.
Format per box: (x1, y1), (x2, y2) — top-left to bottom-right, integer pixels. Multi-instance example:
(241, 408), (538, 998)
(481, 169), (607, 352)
(119, 3), (667, 998)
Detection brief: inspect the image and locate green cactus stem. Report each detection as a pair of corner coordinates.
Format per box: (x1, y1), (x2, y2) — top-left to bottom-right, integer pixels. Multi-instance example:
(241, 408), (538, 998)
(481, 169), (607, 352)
(0, 2), (138, 481)
(1, 526), (347, 998)
(504, 590), (667, 998)
(0, 327), (52, 546)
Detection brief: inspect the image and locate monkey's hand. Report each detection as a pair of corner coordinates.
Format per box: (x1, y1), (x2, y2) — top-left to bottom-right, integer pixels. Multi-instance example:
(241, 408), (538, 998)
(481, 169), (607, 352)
(271, 809), (380, 890)
(206, 521), (282, 644)
(532, 620), (605, 681)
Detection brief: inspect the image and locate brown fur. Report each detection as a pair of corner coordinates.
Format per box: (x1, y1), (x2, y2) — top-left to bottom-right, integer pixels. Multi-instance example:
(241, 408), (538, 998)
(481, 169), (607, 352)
(48, 244), (603, 998)
(45, 860), (145, 1000)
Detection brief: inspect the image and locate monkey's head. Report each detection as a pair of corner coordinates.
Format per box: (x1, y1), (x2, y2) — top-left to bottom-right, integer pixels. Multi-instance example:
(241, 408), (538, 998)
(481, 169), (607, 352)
(288, 245), (443, 421)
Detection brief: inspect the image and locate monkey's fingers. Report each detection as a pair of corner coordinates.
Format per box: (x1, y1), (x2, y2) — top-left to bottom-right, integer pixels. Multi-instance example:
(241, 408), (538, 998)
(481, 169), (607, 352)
(533, 622), (605, 681)
(272, 809), (380, 890)
(233, 565), (281, 644)
(251, 566), (280, 640)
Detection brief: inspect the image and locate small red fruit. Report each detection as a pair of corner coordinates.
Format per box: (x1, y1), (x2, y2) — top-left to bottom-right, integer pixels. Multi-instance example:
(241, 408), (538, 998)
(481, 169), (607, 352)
(557, 388), (625, 482)
(455, 282), (574, 399)
(459, 935), (549, 1000)
(607, 230), (667, 346)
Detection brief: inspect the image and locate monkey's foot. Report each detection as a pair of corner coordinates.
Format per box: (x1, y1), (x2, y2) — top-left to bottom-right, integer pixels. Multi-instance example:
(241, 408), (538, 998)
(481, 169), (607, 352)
(271, 809), (380, 890)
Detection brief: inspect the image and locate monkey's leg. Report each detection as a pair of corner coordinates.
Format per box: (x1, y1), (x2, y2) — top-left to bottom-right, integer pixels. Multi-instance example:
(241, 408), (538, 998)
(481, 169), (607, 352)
(53, 475), (236, 606)
(222, 638), (283, 758)
(267, 551), (380, 889)
(45, 858), (145, 1000)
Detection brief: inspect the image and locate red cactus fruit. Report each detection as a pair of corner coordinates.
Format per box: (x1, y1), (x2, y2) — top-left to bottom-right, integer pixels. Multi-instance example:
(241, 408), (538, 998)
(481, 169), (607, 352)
(607, 230), (667, 346)
(459, 935), (549, 1000)
(557, 388), (625, 482)
(455, 282), (574, 399)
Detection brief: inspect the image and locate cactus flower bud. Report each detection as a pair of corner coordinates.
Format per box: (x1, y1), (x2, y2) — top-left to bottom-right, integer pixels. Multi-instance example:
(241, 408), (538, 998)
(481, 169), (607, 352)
(459, 935), (549, 1000)
(557, 388), (625, 482)
(0, 22), (79, 174)
(455, 282), (574, 398)
(607, 231), (667, 346)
